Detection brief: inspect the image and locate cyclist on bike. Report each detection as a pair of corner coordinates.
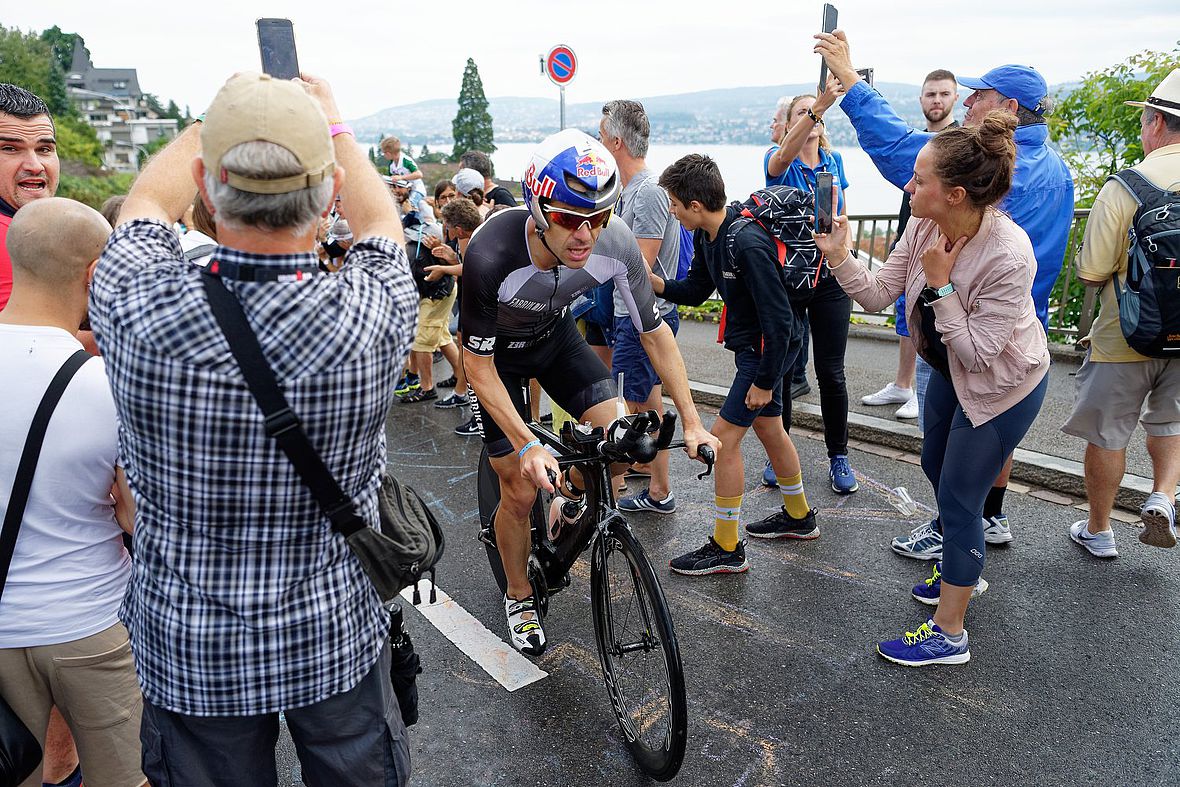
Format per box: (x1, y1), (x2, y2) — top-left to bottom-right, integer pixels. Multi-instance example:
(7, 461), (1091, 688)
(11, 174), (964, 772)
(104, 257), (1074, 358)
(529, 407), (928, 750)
(461, 129), (720, 655)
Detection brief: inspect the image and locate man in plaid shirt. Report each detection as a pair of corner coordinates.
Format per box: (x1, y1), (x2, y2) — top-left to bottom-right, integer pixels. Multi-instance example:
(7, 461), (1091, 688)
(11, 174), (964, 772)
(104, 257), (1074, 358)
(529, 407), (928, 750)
(89, 73), (418, 785)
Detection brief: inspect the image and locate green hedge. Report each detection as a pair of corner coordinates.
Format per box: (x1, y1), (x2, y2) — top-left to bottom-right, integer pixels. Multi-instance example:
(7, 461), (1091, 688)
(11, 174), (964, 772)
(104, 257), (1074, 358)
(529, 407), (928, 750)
(57, 172), (135, 210)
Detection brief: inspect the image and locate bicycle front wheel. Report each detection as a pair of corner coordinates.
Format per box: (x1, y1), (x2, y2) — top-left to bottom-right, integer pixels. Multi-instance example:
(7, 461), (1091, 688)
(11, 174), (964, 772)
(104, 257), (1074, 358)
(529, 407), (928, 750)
(590, 518), (687, 781)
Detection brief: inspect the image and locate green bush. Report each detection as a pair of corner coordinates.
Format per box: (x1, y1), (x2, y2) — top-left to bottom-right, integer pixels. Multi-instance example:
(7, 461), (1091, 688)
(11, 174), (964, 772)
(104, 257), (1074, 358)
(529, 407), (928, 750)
(57, 172), (135, 210)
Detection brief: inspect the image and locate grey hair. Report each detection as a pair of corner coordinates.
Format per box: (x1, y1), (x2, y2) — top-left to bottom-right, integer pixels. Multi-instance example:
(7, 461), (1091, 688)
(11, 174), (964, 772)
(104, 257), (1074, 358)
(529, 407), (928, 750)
(775, 96), (793, 113)
(204, 141), (333, 235)
(1145, 106), (1180, 134)
(601, 100), (650, 158)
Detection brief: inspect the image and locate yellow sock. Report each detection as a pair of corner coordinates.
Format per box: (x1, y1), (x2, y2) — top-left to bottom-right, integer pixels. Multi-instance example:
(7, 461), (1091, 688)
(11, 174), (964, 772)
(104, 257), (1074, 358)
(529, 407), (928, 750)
(713, 494), (743, 551)
(777, 472), (811, 519)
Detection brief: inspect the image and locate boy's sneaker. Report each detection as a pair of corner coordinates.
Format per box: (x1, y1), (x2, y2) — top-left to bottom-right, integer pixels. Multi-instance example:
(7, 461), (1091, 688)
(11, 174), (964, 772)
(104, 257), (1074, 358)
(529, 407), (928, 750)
(454, 417), (481, 437)
(895, 396), (919, 420)
(1069, 520), (1118, 558)
(504, 595), (546, 656)
(394, 373), (420, 397)
(1139, 491), (1177, 549)
(618, 489), (676, 515)
(669, 537), (749, 576)
(861, 382), (913, 406)
(877, 619), (970, 667)
(761, 460), (777, 488)
(983, 514), (1014, 545)
(434, 393), (469, 409)
(911, 561), (989, 606)
(890, 520), (943, 560)
(829, 455), (859, 494)
(745, 507), (819, 540)
(398, 387), (436, 404)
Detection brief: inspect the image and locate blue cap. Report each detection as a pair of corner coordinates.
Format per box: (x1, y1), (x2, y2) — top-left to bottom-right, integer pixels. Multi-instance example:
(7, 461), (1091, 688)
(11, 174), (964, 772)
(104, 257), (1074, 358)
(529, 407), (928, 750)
(958, 65), (1049, 114)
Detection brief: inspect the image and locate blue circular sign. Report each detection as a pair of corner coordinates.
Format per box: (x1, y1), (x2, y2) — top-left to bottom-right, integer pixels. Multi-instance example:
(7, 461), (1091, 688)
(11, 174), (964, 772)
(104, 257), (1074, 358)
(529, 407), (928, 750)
(546, 45), (577, 86)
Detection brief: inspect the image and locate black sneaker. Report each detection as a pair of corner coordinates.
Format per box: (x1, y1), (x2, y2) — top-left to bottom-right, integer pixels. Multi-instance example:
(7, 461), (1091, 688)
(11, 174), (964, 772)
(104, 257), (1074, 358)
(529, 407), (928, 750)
(438, 375), (458, 389)
(454, 417), (481, 437)
(745, 507), (819, 540)
(669, 537), (749, 576)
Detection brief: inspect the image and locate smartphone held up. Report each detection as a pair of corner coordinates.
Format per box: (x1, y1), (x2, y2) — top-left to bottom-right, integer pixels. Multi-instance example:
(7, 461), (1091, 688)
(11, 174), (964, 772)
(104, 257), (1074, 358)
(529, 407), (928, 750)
(257, 18), (300, 81)
(814, 171), (834, 236)
(817, 3), (838, 95)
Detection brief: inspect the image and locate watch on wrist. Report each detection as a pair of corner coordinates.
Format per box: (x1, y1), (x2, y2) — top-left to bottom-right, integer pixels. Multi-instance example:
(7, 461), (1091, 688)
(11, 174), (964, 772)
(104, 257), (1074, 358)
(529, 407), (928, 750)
(921, 282), (955, 303)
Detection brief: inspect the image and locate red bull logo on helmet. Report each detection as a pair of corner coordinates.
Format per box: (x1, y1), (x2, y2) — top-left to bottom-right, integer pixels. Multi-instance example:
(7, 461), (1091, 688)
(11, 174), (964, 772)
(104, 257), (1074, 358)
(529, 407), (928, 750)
(524, 163), (557, 199)
(575, 152), (610, 180)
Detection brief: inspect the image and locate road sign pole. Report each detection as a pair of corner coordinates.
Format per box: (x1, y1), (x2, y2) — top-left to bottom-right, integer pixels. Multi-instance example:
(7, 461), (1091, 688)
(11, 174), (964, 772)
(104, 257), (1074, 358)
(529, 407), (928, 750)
(559, 86), (566, 130)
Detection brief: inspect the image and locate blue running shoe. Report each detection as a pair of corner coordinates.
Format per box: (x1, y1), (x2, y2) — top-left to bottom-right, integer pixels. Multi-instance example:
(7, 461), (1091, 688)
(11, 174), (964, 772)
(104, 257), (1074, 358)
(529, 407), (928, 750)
(761, 460), (777, 488)
(911, 562), (989, 606)
(618, 489), (676, 514)
(829, 455), (858, 494)
(877, 619), (970, 666)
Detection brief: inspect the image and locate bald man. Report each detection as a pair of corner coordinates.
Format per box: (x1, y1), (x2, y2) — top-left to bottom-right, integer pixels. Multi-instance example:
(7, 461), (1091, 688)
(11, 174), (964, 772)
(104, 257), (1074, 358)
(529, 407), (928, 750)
(0, 198), (146, 787)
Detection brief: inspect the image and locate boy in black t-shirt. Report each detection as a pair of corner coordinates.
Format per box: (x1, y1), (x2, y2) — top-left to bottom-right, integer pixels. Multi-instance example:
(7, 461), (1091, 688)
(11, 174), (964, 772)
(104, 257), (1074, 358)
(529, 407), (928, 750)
(652, 155), (818, 575)
(458, 150), (518, 207)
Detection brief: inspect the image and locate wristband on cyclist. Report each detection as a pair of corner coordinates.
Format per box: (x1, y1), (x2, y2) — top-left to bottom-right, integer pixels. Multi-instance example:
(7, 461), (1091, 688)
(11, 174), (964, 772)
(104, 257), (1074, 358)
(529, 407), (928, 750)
(517, 439), (541, 458)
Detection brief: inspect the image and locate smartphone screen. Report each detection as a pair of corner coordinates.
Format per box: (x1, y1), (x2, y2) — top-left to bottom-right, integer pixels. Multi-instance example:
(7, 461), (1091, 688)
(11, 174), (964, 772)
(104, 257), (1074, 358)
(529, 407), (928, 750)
(818, 4), (839, 93)
(815, 172), (835, 235)
(257, 18), (300, 80)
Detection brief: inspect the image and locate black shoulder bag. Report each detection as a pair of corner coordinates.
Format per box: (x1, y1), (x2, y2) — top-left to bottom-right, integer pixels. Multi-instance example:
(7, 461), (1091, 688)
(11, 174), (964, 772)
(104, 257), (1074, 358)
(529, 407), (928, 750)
(0, 349), (91, 787)
(198, 272), (443, 605)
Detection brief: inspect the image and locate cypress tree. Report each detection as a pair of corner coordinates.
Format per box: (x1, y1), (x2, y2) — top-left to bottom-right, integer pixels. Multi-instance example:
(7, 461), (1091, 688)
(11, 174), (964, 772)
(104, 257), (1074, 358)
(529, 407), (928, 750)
(451, 58), (495, 154)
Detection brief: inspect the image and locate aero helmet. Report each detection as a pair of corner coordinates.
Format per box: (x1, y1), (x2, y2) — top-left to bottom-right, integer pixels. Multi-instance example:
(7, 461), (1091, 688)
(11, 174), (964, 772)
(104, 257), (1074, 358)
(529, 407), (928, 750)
(522, 128), (620, 231)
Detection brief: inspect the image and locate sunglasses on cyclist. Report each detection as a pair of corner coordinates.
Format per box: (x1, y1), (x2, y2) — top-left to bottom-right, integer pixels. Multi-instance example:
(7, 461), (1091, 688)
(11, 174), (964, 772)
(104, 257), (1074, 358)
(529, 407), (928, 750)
(543, 205), (612, 232)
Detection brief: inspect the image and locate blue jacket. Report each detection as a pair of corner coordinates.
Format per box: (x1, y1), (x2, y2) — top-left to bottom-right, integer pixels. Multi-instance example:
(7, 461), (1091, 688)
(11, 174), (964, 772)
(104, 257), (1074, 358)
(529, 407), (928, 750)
(839, 81), (1074, 328)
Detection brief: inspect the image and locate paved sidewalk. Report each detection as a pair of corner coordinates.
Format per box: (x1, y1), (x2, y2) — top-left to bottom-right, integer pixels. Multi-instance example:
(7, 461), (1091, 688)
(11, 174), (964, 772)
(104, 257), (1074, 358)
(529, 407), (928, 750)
(673, 318), (1161, 508)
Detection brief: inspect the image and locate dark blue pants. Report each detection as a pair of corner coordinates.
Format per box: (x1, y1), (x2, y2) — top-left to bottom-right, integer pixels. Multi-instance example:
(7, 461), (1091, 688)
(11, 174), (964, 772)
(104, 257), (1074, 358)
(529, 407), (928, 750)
(922, 371), (1047, 586)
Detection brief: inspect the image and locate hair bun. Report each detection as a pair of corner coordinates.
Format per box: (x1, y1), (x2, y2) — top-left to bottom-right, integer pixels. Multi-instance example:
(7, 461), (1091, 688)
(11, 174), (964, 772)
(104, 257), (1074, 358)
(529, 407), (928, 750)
(976, 110), (1017, 157)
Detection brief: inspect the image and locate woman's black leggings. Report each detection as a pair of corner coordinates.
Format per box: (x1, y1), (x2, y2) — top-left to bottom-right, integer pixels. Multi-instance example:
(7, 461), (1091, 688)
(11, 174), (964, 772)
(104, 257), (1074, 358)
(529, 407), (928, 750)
(781, 275), (852, 458)
(923, 370), (1048, 586)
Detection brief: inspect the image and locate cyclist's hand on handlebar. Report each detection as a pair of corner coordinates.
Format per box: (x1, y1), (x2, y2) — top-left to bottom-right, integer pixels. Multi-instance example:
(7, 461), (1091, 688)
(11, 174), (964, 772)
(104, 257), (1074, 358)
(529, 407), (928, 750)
(745, 384), (773, 411)
(520, 445), (560, 494)
(682, 424), (721, 463)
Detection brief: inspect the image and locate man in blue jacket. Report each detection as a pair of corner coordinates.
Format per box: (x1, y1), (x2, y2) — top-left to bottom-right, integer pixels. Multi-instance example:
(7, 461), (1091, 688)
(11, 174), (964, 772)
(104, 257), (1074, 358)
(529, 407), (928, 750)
(815, 31), (1075, 554)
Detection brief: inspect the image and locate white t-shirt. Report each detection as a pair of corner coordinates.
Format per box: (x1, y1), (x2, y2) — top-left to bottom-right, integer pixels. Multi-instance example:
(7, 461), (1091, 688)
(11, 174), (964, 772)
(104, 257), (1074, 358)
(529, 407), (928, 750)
(0, 325), (129, 647)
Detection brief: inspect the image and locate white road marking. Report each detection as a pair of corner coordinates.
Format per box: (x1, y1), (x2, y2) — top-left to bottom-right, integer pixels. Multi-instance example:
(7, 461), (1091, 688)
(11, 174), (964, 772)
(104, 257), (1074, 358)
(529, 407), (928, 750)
(401, 579), (548, 692)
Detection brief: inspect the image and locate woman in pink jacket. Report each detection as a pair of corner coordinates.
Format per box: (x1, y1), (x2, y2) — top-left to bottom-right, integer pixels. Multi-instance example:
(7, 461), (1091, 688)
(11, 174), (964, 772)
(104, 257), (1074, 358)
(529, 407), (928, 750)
(815, 111), (1049, 667)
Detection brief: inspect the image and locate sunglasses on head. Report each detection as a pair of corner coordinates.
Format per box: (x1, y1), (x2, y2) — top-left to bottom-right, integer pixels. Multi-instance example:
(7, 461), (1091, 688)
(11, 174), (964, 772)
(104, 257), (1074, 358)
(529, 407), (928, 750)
(543, 205), (612, 232)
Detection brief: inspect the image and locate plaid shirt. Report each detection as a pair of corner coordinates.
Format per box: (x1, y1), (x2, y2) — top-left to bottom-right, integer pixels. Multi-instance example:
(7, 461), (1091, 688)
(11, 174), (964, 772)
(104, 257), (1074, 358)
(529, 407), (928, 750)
(90, 219), (418, 716)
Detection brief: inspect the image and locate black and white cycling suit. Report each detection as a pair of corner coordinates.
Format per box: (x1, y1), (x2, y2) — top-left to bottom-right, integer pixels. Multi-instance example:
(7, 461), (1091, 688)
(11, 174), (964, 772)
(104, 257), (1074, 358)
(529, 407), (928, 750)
(460, 207), (664, 457)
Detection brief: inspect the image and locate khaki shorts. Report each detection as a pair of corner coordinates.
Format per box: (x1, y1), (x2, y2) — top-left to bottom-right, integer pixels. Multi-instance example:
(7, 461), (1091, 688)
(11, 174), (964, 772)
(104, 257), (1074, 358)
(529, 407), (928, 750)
(0, 622), (145, 787)
(1062, 354), (1180, 450)
(412, 288), (457, 353)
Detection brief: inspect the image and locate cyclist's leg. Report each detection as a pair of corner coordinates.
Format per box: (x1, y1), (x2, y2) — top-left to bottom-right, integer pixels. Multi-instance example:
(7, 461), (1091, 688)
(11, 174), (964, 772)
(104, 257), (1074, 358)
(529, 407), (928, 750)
(472, 367), (536, 601)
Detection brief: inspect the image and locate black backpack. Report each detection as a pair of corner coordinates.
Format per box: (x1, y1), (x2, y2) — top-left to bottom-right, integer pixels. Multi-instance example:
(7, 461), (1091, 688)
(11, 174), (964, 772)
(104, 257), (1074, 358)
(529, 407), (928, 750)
(407, 236), (454, 301)
(1108, 169), (1180, 358)
(725, 186), (826, 292)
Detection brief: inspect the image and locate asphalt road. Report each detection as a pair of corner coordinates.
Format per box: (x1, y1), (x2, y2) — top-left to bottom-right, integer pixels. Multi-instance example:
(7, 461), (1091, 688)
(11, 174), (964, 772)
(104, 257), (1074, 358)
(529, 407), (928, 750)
(297, 384), (1180, 787)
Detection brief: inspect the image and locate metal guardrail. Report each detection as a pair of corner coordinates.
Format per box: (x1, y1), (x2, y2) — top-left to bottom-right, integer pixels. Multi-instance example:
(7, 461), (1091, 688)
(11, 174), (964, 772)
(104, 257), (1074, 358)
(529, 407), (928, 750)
(848, 210), (1095, 341)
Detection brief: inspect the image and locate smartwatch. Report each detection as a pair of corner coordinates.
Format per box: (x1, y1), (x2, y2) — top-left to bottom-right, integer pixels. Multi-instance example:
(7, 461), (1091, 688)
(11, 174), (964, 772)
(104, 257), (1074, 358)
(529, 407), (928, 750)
(922, 282), (955, 303)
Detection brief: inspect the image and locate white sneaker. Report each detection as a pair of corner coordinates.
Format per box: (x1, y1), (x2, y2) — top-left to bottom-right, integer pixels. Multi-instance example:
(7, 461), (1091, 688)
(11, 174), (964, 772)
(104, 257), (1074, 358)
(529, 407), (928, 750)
(504, 595), (547, 656)
(862, 382), (914, 406)
(1069, 520), (1119, 558)
(983, 515), (1014, 545)
(1139, 492), (1177, 549)
(890, 520), (943, 560)
(895, 396), (919, 419)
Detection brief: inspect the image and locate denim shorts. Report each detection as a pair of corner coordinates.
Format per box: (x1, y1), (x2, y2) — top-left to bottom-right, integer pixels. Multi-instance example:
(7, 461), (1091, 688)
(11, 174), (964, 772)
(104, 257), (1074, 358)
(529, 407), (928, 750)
(718, 347), (784, 428)
(611, 310), (679, 403)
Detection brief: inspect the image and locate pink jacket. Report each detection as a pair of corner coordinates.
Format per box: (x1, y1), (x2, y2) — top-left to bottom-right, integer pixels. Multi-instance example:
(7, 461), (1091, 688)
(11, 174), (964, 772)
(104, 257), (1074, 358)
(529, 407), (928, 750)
(832, 209), (1049, 427)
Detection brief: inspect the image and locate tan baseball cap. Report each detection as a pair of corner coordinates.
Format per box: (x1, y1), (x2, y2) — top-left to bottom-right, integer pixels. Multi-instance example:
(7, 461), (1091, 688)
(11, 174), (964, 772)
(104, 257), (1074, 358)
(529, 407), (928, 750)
(201, 72), (335, 195)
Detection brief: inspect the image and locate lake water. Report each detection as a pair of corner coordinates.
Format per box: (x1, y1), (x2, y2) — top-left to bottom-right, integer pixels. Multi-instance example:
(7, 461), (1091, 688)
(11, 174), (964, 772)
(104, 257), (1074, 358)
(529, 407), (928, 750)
(485, 142), (906, 216)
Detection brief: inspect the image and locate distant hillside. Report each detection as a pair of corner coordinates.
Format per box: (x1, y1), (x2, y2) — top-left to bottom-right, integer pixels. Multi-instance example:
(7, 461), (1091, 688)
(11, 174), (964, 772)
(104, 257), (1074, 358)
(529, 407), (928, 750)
(351, 82), (928, 149)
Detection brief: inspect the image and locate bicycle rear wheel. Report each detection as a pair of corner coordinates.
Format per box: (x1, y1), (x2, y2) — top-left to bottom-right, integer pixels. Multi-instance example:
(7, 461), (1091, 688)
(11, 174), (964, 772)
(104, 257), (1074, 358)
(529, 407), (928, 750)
(590, 518), (687, 781)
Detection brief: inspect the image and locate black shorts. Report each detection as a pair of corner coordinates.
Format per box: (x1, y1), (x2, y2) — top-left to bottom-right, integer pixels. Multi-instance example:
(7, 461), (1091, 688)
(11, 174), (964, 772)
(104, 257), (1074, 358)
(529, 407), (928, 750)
(471, 315), (617, 458)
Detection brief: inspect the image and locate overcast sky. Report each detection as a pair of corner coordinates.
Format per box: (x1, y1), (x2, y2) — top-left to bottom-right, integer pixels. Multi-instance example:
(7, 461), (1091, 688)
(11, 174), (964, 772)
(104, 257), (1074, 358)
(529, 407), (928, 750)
(5, 1), (1178, 119)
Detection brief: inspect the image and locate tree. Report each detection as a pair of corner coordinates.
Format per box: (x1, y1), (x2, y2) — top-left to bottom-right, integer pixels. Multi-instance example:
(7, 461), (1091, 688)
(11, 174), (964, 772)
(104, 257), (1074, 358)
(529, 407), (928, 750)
(38, 26), (86, 74)
(1051, 45), (1180, 207)
(452, 58), (495, 154)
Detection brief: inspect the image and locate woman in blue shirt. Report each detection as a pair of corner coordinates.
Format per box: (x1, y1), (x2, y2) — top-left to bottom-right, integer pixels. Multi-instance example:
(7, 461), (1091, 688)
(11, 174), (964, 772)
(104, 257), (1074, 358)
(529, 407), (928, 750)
(759, 86), (858, 495)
